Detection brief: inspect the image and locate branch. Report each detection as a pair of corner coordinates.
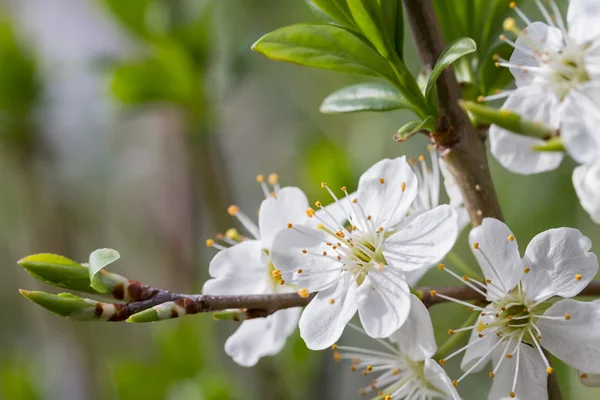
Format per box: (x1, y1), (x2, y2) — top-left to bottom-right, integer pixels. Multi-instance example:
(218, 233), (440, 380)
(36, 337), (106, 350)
(402, 0), (503, 226)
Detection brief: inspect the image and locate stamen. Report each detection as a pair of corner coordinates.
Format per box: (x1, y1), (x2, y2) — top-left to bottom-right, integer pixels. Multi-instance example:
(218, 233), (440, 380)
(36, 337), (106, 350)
(205, 239), (227, 251)
(298, 288), (310, 298)
(473, 243), (509, 293)
(456, 337), (506, 383)
(438, 264), (488, 297)
(256, 174), (270, 198)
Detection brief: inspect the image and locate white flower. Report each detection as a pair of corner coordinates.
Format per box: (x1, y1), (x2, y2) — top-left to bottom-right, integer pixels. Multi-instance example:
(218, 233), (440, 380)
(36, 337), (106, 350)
(270, 157), (459, 350)
(434, 218), (599, 399)
(405, 147), (469, 286)
(573, 163), (600, 224)
(486, 0), (600, 174)
(332, 295), (460, 400)
(202, 174), (310, 367)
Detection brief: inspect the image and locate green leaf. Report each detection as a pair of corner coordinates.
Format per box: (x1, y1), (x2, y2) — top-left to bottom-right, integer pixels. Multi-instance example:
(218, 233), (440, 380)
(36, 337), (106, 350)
(393, 0), (404, 59)
(89, 248), (120, 293)
(252, 24), (395, 80)
(17, 253), (96, 293)
(393, 116), (435, 142)
(320, 82), (412, 113)
(347, 0), (393, 58)
(97, 0), (153, 39)
(311, 0), (356, 28)
(425, 37), (477, 102)
(19, 290), (94, 318)
(478, 42), (514, 95)
(460, 100), (557, 139)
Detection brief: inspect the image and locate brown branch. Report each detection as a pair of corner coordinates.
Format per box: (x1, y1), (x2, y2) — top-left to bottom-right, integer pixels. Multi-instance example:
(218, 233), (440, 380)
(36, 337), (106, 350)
(402, 0), (503, 226)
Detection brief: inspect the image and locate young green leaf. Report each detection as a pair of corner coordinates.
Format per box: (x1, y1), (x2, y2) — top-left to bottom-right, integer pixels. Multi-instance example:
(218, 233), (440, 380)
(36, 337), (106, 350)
(19, 290), (95, 319)
(311, 0), (356, 28)
(393, 1), (404, 60)
(425, 37), (477, 102)
(89, 248), (120, 293)
(346, 0), (393, 58)
(320, 82), (412, 113)
(18, 253), (95, 293)
(252, 24), (395, 80)
(393, 116), (435, 142)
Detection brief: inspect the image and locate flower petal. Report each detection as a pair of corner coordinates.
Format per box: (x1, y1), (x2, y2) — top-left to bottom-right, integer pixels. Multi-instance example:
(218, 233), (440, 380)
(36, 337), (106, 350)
(567, 0), (600, 45)
(488, 343), (548, 400)
(389, 294), (436, 360)
(259, 187), (309, 250)
(383, 205), (458, 272)
(356, 157), (418, 228)
(580, 373), (600, 387)
(423, 359), (461, 400)
(489, 125), (563, 175)
(521, 228), (598, 301)
(537, 299), (600, 374)
(299, 273), (358, 350)
(573, 163), (600, 224)
(509, 22), (563, 87)
(461, 307), (498, 373)
(270, 226), (341, 292)
(560, 83), (600, 165)
(224, 307), (301, 367)
(469, 218), (523, 297)
(357, 269), (410, 339)
(204, 240), (268, 295)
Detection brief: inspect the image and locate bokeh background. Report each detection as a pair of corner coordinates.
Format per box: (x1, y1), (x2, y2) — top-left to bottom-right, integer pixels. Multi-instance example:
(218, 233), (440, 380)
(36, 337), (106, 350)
(0, 0), (598, 399)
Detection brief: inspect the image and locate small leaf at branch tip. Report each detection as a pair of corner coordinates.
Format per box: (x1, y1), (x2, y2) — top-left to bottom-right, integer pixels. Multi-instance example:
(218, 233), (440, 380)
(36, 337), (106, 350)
(89, 248), (120, 294)
(127, 309), (159, 323)
(19, 290), (93, 318)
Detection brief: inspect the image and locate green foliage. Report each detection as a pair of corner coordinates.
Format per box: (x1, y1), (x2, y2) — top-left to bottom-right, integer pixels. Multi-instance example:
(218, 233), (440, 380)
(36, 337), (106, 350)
(98, 0), (155, 39)
(89, 248), (120, 293)
(18, 290), (94, 318)
(393, 117), (435, 143)
(0, 358), (40, 400)
(346, 0), (395, 58)
(320, 82), (411, 113)
(311, 0), (356, 28)
(18, 254), (94, 294)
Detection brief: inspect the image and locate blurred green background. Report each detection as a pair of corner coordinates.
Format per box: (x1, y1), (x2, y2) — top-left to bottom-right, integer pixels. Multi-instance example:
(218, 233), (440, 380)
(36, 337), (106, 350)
(0, 0), (598, 399)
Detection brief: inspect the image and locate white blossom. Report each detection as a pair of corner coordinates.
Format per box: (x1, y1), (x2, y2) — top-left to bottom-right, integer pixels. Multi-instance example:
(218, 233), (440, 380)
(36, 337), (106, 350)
(270, 157), (459, 350)
(332, 295), (460, 400)
(572, 163), (600, 224)
(435, 218), (600, 399)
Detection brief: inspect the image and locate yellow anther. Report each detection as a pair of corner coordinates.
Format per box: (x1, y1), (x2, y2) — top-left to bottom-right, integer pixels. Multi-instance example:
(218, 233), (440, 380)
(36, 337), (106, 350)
(227, 205), (239, 216)
(489, 372), (495, 378)
(492, 53), (500, 61)
(377, 227), (384, 233)
(298, 288), (310, 298)
(463, 275), (469, 281)
(392, 369), (401, 375)
(302, 249), (307, 254)
(329, 298), (335, 304)
(564, 313), (571, 320)
(336, 230), (345, 238)
(473, 242), (480, 249)
(547, 367), (554, 375)
(278, 278), (285, 285)
(495, 62), (501, 67)
(366, 365), (373, 372)
(256, 174), (264, 183)
(401, 182), (406, 192)
(485, 279), (492, 284)
(316, 223), (325, 230)
(524, 267), (530, 273)
(272, 269), (282, 279)
(205, 239), (214, 247)
(448, 329), (455, 335)
(287, 223), (293, 229)
(430, 290), (437, 296)
(362, 370), (368, 376)
(333, 351), (341, 362)
(575, 273), (582, 281)
(502, 109), (510, 116)
(315, 201), (322, 208)
(331, 344), (338, 350)
(322, 251), (327, 256)
(452, 380), (458, 387)
(367, 215), (372, 220)
(581, 373), (589, 379)
(499, 34), (506, 41)
(477, 95), (484, 103)
(503, 17), (516, 32)
(418, 154), (425, 162)
(477, 321), (486, 332)
(268, 173), (278, 185)
(510, 392), (515, 398)
(352, 357), (360, 365)
(439, 359), (446, 365)
(352, 198), (358, 203)
(506, 354), (513, 359)
(384, 395), (392, 400)
(508, 234), (515, 242)
(438, 263), (445, 270)
(350, 365), (357, 372)
(379, 178), (385, 184)
(359, 388), (366, 396)
(427, 144), (435, 152)
(377, 390), (383, 396)
(509, 1), (516, 8)
(306, 207), (315, 218)
(297, 268), (303, 274)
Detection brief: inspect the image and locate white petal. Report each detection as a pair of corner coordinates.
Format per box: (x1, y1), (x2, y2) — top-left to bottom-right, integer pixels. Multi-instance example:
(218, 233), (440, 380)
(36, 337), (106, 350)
(423, 359), (461, 400)
(203, 240), (268, 295)
(310, 194), (353, 229)
(224, 307), (301, 367)
(383, 205), (459, 272)
(299, 273), (358, 350)
(560, 84), (600, 165)
(439, 158), (464, 208)
(537, 299), (600, 374)
(357, 269), (411, 339)
(469, 218), (524, 297)
(356, 157), (418, 228)
(580, 373), (600, 387)
(389, 294), (436, 361)
(461, 307), (498, 373)
(510, 22), (563, 87)
(404, 267), (430, 287)
(521, 228), (598, 301)
(258, 187), (309, 250)
(270, 226), (341, 292)
(567, 0), (600, 45)
(573, 163), (600, 224)
(488, 343), (548, 400)
(489, 125), (563, 175)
